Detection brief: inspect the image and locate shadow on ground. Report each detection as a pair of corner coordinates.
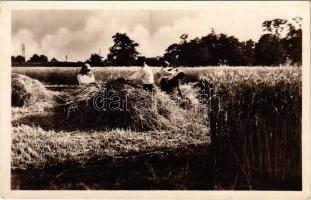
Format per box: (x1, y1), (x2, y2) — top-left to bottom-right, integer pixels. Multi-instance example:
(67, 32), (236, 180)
(12, 145), (215, 190)
(12, 109), (106, 132)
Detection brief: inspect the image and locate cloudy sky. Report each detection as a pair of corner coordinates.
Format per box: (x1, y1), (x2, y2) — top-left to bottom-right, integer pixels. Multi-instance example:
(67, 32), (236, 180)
(12, 4), (304, 62)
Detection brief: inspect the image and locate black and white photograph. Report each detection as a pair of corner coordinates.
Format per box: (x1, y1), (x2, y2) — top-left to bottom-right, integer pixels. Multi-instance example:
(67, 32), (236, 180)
(0, 1), (310, 198)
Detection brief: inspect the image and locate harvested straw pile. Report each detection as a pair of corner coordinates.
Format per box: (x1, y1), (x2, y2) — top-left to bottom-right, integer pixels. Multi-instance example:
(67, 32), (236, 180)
(11, 73), (52, 107)
(58, 79), (184, 131)
(178, 83), (201, 109)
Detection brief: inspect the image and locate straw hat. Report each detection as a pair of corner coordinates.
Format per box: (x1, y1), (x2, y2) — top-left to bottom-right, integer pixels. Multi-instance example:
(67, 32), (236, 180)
(82, 63), (91, 71)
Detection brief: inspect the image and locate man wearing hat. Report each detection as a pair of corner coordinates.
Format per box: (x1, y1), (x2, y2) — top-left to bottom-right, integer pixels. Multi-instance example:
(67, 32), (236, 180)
(155, 61), (178, 86)
(77, 63), (96, 85)
(155, 60), (185, 98)
(127, 56), (155, 91)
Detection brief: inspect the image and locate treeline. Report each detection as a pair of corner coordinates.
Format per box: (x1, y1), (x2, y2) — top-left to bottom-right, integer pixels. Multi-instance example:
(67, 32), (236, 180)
(11, 54), (82, 67)
(12, 61), (83, 67)
(163, 18), (301, 66)
(12, 17), (302, 67)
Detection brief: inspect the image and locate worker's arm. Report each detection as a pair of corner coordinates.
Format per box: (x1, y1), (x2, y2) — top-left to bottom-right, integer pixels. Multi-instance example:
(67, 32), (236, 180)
(126, 70), (141, 81)
(161, 69), (172, 77)
(177, 87), (183, 98)
(89, 74), (96, 83)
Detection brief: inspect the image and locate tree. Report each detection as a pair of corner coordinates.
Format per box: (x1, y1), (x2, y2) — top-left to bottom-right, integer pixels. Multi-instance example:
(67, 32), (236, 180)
(164, 32), (250, 66)
(146, 56), (165, 66)
(39, 55), (48, 62)
(283, 17), (302, 65)
(106, 33), (140, 66)
(263, 18), (288, 37)
(241, 40), (255, 66)
(215, 34), (245, 66)
(284, 28), (302, 65)
(51, 58), (58, 62)
(29, 54), (48, 62)
(87, 54), (104, 66)
(178, 38), (211, 66)
(162, 17), (301, 67)
(16, 55), (26, 62)
(200, 32), (219, 65)
(164, 43), (182, 66)
(11, 55), (25, 63)
(29, 54), (40, 62)
(254, 34), (286, 66)
(260, 17), (302, 65)
(180, 34), (188, 44)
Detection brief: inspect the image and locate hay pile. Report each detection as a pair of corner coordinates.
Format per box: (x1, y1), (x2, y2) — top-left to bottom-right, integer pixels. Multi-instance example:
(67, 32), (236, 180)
(11, 73), (52, 107)
(178, 83), (201, 108)
(58, 79), (185, 131)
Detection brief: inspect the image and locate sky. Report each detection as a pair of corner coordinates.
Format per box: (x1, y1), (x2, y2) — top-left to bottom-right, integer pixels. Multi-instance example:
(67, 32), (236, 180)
(12, 4), (304, 62)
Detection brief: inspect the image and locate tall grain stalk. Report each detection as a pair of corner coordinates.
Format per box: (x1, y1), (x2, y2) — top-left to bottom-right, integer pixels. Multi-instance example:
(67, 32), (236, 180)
(204, 67), (302, 190)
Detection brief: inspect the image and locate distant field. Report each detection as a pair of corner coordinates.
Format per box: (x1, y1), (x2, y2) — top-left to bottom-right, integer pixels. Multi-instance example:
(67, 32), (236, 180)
(12, 66), (200, 85)
(12, 66), (296, 85)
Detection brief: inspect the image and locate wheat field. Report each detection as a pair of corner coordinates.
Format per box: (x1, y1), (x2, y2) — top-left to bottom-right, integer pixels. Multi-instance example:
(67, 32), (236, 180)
(11, 66), (302, 190)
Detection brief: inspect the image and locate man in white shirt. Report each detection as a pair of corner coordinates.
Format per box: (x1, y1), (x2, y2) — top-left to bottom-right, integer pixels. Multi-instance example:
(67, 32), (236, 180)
(155, 61), (185, 98)
(155, 61), (179, 85)
(77, 63), (96, 86)
(127, 57), (155, 91)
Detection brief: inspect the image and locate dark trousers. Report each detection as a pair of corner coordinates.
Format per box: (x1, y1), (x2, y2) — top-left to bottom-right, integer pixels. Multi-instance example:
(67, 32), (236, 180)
(143, 84), (155, 92)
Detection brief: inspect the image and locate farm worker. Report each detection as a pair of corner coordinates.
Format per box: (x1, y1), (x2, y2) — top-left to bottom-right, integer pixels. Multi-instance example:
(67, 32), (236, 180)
(127, 56), (155, 92)
(156, 60), (185, 98)
(160, 72), (185, 98)
(77, 63), (96, 85)
(164, 61), (179, 78)
(155, 61), (178, 86)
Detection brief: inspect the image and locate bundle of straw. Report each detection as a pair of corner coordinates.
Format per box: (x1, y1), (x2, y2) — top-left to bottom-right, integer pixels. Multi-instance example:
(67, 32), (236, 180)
(58, 79), (184, 131)
(11, 73), (52, 107)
